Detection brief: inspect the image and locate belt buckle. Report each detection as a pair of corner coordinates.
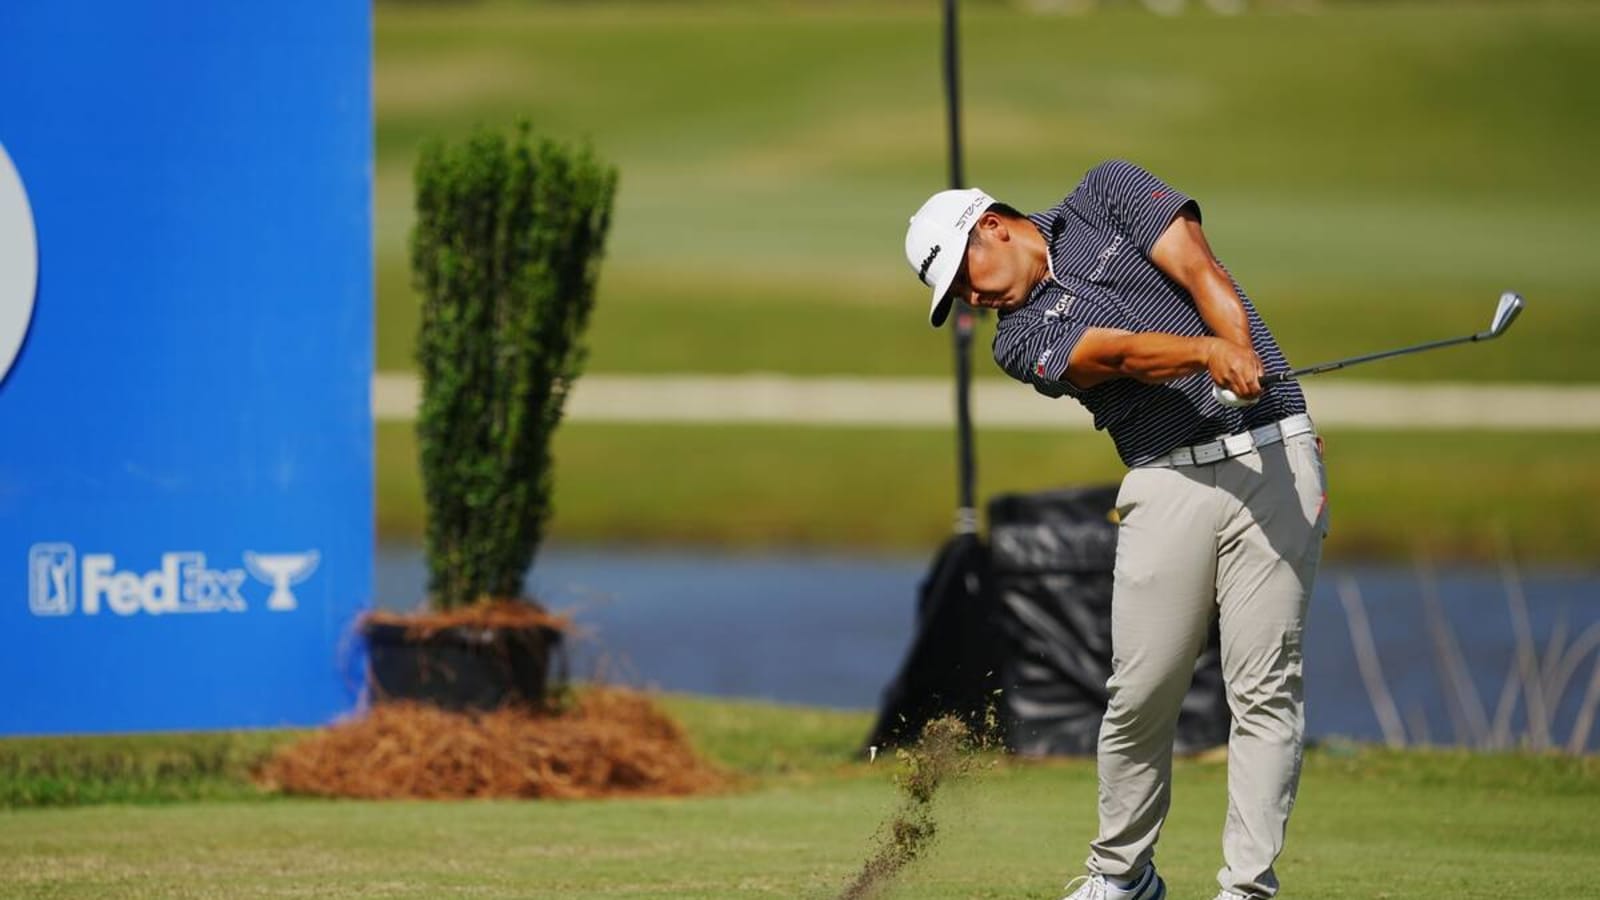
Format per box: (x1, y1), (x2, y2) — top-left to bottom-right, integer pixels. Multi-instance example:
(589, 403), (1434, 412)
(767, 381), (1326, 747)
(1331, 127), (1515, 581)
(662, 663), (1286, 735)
(1191, 441), (1226, 465)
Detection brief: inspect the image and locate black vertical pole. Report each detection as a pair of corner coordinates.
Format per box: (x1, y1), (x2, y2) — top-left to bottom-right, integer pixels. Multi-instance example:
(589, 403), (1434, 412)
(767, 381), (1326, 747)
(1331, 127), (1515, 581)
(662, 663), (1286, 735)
(944, 0), (979, 535)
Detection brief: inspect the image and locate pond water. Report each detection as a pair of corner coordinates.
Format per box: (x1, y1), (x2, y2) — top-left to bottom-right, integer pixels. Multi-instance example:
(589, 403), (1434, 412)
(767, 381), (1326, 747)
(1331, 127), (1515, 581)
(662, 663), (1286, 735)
(375, 544), (1600, 752)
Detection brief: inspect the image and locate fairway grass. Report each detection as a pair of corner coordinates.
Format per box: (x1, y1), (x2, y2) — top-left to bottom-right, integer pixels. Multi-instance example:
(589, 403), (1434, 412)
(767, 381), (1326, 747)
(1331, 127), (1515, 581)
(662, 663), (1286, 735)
(377, 422), (1600, 562)
(372, 2), (1600, 381)
(2, 731), (1596, 898)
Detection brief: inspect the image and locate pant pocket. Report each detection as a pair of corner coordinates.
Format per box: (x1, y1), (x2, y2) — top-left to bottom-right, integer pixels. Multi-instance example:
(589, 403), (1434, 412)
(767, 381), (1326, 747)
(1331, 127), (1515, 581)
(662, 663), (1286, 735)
(1292, 436), (1330, 540)
(1113, 467), (1145, 524)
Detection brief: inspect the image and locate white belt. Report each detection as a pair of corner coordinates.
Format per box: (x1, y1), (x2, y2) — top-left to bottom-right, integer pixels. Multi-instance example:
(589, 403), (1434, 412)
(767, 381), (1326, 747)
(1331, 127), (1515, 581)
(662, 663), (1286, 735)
(1144, 413), (1315, 468)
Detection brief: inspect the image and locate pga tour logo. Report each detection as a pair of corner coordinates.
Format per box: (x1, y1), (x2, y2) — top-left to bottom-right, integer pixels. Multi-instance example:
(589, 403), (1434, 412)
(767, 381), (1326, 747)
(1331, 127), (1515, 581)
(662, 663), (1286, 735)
(27, 544), (319, 617)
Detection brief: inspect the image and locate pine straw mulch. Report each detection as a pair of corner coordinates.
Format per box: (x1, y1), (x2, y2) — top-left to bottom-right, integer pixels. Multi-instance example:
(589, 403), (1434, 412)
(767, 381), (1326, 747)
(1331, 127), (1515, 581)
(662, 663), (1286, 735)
(360, 598), (574, 638)
(255, 686), (727, 801)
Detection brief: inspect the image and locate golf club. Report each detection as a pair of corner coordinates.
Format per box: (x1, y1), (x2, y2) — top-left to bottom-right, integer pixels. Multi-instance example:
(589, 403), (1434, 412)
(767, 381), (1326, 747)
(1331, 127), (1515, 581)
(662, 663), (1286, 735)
(1213, 290), (1525, 408)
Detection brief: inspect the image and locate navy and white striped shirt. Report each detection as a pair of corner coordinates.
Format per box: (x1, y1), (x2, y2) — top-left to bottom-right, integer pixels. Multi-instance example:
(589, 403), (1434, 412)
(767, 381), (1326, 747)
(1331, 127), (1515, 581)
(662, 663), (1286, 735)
(992, 160), (1306, 468)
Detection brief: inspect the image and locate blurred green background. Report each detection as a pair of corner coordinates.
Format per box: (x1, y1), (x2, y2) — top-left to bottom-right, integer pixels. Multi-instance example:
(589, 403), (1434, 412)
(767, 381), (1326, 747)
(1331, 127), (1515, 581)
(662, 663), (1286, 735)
(372, 0), (1600, 561)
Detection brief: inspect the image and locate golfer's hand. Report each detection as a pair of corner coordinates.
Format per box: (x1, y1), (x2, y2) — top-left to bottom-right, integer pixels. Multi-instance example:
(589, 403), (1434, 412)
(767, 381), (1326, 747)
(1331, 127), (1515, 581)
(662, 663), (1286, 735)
(1205, 338), (1264, 400)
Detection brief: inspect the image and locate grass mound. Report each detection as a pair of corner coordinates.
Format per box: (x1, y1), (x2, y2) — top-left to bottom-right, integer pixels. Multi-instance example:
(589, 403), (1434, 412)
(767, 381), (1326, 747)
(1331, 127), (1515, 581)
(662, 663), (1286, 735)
(256, 687), (725, 800)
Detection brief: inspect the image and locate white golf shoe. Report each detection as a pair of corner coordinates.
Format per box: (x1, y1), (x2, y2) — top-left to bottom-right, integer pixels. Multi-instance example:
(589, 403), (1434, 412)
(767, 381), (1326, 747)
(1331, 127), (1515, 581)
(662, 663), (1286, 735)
(1210, 892), (1250, 900)
(1060, 864), (1166, 900)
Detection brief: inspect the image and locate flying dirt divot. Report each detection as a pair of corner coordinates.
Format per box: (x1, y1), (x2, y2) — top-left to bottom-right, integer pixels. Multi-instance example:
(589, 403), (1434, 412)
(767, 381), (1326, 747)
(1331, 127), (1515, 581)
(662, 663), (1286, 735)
(838, 715), (989, 900)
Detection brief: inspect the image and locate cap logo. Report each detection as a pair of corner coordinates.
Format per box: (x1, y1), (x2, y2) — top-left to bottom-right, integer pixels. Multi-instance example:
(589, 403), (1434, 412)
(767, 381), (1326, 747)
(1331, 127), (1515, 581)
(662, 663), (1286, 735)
(918, 244), (941, 281)
(953, 196), (989, 231)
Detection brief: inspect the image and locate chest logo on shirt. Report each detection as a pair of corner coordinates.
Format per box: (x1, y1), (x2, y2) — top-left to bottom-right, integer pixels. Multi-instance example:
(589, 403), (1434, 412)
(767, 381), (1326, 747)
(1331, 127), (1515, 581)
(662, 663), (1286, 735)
(1043, 292), (1077, 322)
(1088, 234), (1126, 282)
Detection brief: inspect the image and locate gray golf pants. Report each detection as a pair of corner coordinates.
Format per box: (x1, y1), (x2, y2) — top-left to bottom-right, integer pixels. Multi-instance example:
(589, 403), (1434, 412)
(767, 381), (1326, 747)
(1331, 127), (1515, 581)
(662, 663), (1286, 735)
(1086, 430), (1328, 899)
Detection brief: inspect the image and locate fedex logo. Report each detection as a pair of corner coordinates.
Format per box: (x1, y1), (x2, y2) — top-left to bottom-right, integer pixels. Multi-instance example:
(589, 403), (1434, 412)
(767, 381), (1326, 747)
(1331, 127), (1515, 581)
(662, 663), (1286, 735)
(27, 544), (319, 617)
(81, 552), (245, 615)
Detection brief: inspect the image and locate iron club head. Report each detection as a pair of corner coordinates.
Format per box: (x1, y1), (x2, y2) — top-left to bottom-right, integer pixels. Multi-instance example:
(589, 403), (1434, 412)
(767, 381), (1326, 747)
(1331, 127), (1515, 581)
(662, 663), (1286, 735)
(1489, 291), (1525, 338)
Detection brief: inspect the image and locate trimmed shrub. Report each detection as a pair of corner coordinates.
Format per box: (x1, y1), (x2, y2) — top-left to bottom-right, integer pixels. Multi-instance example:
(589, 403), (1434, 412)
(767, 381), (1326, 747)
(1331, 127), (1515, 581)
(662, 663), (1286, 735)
(411, 125), (617, 610)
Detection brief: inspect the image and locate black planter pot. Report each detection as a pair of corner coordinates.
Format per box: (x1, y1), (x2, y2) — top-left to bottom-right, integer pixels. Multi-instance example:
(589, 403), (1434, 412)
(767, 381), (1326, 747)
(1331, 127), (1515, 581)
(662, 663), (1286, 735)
(363, 621), (564, 712)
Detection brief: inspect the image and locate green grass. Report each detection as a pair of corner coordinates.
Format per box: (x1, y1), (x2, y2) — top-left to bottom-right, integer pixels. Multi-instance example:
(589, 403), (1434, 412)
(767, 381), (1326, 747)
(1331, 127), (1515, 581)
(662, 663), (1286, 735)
(0, 730), (302, 809)
(661, 695), (872, 779)
(366, 2), (1600, 564)
(2, 695), (1598, 898)
(373, 2), (1600, 381)
(376, 421), (1600, 561)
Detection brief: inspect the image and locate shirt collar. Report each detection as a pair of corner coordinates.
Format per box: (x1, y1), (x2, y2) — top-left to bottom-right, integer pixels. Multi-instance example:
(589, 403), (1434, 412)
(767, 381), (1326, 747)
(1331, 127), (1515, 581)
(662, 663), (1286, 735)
(1022, 209), (1066, 306)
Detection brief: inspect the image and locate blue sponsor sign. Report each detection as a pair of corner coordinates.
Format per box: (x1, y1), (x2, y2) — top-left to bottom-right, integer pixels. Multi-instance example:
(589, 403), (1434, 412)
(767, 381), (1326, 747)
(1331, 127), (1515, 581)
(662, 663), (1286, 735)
(0, 2), (372, 734)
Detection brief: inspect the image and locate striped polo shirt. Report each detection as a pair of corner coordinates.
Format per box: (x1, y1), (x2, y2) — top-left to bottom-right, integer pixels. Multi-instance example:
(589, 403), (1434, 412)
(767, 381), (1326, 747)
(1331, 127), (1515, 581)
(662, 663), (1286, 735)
(992, 159), (1306, 468)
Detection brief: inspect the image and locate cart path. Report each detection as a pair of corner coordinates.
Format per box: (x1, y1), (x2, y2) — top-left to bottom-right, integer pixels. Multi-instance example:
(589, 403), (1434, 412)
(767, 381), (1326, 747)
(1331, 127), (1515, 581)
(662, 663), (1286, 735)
(372, 372), (1600, 431)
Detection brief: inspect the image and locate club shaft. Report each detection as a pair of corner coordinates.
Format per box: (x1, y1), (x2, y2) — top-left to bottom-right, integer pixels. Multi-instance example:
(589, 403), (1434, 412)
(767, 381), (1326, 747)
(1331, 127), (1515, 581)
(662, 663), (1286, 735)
(1263, 329), (1493, 386)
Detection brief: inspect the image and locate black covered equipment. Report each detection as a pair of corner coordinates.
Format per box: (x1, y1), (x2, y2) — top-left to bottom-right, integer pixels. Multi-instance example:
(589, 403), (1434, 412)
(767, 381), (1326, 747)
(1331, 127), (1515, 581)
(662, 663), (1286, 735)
(868, 484), (1230, 756)
(865, 531), (1004, 747)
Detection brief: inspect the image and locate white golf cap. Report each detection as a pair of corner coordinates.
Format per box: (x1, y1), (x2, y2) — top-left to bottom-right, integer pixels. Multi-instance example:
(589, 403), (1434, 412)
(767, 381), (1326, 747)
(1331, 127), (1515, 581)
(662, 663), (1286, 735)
(904, 187), (995, 327)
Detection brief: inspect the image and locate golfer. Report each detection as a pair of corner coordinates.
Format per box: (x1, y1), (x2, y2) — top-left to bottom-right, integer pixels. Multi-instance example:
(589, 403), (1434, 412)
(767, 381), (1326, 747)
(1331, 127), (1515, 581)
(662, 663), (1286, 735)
(903, 160), (1328, 900)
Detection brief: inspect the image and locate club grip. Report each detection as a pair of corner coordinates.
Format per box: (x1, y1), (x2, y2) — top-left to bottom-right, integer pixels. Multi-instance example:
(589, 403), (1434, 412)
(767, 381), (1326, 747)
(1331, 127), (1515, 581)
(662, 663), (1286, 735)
(1214, 372), (1291, 408)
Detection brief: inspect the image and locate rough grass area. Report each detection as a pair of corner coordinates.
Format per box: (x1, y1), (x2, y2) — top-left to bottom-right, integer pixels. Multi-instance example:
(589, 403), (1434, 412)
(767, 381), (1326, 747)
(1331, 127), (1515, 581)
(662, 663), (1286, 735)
(0, 730), (297, 809)
(0, 699), (1596, 898)
(377, 422), (1600, 562)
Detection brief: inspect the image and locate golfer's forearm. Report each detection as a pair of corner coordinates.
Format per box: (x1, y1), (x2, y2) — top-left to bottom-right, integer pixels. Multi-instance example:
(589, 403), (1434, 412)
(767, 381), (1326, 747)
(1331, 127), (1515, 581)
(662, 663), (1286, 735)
(1068, 330), (1215, 385)
(1111, 332), (1217, 382)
